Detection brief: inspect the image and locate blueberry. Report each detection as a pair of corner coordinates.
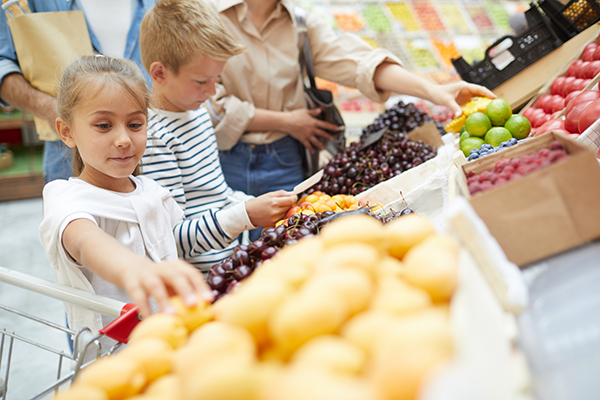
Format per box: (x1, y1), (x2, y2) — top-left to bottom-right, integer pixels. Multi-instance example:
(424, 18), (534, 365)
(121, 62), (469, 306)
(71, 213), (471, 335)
(508, 138), (518, 145)
(469, 148), (480, 155)
(499, 142), (509, 148)
(468, 153), (480, 161)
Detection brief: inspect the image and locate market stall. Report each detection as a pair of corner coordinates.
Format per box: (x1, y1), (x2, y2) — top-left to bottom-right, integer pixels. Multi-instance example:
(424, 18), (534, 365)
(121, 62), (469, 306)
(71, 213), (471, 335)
(2, 1), (600, 400)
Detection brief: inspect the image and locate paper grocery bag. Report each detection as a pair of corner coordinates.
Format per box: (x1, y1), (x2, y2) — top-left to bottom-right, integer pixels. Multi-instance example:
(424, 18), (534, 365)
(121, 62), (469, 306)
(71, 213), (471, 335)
(7, 11), (93, 140)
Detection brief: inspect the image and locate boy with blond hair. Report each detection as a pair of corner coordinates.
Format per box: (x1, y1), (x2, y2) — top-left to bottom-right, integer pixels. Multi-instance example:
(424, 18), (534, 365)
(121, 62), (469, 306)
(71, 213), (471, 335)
(140, 0), (297, 271)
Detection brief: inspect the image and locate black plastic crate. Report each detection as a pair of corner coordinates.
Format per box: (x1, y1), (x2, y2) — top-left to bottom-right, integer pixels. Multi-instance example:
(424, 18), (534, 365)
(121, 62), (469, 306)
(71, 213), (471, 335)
(538, 0), (600, 42)
(452, 4), (563, 90)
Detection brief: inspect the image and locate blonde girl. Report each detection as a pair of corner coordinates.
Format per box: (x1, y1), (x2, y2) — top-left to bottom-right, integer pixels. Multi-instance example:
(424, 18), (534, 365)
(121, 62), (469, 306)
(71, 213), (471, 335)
(39, 55), (212, 345)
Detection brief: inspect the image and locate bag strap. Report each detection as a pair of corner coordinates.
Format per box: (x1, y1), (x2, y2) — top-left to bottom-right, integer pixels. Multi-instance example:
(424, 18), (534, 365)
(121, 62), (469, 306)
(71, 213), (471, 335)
(294, 5), (318, 91)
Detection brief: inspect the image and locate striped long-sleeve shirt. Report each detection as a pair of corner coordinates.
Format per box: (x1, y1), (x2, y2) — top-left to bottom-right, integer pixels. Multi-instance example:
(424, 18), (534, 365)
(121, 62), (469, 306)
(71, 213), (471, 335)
(141, 107), (255, 271)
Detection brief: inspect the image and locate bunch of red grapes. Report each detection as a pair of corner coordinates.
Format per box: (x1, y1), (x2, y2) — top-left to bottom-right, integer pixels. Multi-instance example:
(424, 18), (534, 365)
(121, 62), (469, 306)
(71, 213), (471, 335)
(306, 131), (437, 197)
(467, 141), (569, 195)
(360, 100), (445, 140)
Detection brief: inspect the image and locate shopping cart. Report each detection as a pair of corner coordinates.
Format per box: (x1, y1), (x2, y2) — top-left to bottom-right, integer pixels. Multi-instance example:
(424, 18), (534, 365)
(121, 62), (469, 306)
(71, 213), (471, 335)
(0, 266), (140, 400)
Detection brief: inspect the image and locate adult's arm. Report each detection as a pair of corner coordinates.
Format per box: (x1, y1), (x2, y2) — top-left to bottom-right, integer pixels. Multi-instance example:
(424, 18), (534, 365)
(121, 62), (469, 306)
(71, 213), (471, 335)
(0, 73), (58, 131)
(373, 62), (496, 116)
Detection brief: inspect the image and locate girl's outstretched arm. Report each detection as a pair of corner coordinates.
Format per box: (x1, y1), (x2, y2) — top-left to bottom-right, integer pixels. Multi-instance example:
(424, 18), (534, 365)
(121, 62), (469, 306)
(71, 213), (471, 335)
(62, 218), (213, 317)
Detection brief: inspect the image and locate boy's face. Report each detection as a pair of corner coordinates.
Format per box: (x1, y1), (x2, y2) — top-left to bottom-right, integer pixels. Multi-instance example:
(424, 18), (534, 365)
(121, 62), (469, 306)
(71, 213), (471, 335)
(154, 54), (226, 112)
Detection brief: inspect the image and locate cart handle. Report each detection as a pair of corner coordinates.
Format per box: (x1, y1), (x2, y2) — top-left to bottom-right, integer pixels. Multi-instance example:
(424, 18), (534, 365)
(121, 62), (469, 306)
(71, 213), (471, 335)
(0, 265), (125, 317)
(99, 303), (140, 343)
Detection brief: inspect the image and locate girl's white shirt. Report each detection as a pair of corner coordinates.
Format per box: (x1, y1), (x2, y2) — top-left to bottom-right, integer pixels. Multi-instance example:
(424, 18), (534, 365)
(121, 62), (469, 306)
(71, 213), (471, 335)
(39, 175), (183, 344)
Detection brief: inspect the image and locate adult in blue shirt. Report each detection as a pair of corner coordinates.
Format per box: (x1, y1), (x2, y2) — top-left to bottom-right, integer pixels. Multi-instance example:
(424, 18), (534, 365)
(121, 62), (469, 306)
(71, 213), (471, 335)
(0, 0), (155, 182)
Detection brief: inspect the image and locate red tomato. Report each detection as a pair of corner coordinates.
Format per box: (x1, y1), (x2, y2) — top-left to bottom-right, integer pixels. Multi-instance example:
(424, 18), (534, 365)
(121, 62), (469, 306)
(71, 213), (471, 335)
(565, 90), (582, 106)
(551, 76), (566, 95)
(535, 94), (553, 111)
(551, 97), (566, 113)
(529, 109), (547, 128)
(582, 48), (596, 62)
(575, 62), (589, 79)
(562, 77), (576, 97)
(536, 118), (565, 135)
(567, 60), (583, 77)
(545, 95), (561, 113)
(569, 79), (584, 94)
(578, 98), (600, 133)
(581, 79), (593, 90)
(585, 60), (600, 78)
(565, 101), (594, 133)
(594, 46), (600, 61)
(565, 90), (600, 116)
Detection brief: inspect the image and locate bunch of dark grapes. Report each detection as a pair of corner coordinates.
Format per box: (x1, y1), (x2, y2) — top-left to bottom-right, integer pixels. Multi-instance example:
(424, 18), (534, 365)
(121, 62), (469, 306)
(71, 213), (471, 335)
(361, 101), (444, 140)
(207, 210), (341, 300)
(306, 131), (437, 197)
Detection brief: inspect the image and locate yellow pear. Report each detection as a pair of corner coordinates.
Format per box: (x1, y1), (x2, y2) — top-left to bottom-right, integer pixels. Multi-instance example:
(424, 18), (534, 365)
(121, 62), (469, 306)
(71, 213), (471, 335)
(339, 311), (398, 355)
(173, 321), (255, 374)
(75, 356), (146, 400)
(302, 268), (373, 315)
(368, 342), (448, 400)
(268, 291), (348, 354)
(372, 308), (453, 364)
(291, 335), (366, 375)
(144, 374), (182, 400)
(169, 294), (213, 332)
(181, 355), (259, 400)
(373, 256), (405, 280)
(262, 367), (383, 400)
(319, 214), (387, 250)
(53, 385), (108, 400)
(213, 278), (292, 348)
(384, 214), (436, 259)
(117, 337), (173, 383)
(272, 236), (324, 270)
(370, 280), (432, 316)
(128, 314), (187, 349)
(314, 243), (381, 276)
(403, 235), (459, 302)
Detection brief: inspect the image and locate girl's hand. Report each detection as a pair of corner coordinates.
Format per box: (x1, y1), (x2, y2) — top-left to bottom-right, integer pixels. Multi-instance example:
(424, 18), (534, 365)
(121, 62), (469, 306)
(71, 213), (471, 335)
(285, 109), (340, 153)
(245, 190), (298, 227)
(122, 259), (213, 318)
(435, 82), (497, 117)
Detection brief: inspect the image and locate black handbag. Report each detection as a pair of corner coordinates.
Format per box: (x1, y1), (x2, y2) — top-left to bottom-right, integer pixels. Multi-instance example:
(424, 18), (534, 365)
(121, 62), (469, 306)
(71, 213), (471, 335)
(295, 6), (345, 177)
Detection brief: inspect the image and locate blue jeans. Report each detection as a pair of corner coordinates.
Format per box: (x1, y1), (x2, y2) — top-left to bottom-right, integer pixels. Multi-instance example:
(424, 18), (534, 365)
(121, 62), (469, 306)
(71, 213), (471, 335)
(219, 136), (304, 241)
(43, 140), (74, 183)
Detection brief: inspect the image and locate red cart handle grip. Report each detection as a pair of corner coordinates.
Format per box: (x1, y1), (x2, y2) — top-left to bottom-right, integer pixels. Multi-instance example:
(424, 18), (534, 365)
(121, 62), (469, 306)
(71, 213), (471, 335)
(99, 303), (140, 343)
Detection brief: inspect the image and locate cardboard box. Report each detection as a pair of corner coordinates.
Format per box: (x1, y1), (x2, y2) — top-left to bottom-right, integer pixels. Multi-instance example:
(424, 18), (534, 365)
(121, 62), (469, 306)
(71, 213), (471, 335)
(493, 23), (600, 111)
(458, 132), (600, 266)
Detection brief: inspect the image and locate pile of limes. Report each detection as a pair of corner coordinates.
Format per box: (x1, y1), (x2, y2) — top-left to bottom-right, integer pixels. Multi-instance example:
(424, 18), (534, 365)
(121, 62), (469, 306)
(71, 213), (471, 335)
(459, 99), (531, 157)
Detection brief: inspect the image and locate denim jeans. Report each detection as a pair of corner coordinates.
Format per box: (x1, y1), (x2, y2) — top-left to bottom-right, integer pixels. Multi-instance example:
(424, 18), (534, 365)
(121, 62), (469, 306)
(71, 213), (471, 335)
(219, 135), (304, 241)
(43, 140), (74, 183)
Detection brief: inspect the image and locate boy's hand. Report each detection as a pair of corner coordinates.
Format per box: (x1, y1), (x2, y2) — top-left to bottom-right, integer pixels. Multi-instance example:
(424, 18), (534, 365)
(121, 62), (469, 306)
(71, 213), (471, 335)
(436, 82), (497, 117)
(245, 190), (298, 228)
(285, 109), (338, 153)
(122, 259), (213, 318)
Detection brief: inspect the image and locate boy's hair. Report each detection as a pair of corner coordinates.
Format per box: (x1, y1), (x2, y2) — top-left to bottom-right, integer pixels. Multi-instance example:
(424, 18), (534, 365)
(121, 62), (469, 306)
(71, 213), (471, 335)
(140, 0), (246, 74)
(57, 55), (149, 176)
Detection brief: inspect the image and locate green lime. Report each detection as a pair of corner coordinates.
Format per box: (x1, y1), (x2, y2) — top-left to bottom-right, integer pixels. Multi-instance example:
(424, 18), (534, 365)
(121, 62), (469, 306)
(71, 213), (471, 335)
(504, 115), (531, 140)
(484, 127), (512, 147)
(464, 112), (492, 137)
(460, 125), (466, 134)
(459, 131), (470, 142)
(460, 137), (484, 157)
(485, 99), (512, 126)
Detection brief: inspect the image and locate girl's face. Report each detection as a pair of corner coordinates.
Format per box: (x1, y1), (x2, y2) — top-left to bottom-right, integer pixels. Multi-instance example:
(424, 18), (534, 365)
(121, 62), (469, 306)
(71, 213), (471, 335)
(57, 83), (147, 192)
